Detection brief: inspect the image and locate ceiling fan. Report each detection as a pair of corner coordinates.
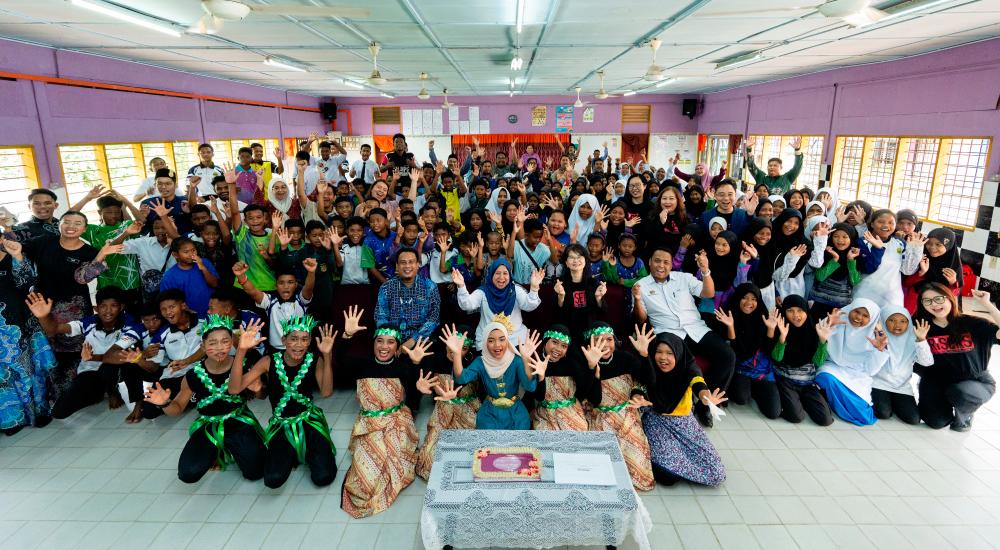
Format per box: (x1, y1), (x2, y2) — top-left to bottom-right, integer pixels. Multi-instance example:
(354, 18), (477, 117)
(593, 70), (619, 99)
(692, 0), (890, 27)
(644, 38), (668, 81)
(417, 72), (431, 100)
(441, 89), (453, 109)
(192, 0), (370, 32)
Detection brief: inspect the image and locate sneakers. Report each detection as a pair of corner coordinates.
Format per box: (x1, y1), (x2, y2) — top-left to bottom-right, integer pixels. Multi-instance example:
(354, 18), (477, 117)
(950, 415), (973, 432)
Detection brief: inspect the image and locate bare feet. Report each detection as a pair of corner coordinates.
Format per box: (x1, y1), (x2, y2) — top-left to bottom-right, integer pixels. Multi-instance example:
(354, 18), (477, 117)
(125, 405), (143, 424)
(108, 393), (125, 410)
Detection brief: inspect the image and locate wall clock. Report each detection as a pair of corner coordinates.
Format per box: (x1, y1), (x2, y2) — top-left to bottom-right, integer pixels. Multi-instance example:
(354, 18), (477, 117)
(508, 114), (518, 124)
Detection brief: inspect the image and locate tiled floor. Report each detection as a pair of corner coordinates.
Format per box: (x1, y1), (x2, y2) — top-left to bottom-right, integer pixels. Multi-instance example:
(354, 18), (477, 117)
(1, 382), (999, 550)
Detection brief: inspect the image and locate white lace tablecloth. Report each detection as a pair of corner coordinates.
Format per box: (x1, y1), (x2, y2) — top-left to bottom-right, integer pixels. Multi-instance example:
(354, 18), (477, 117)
(420, 430), (652, 549)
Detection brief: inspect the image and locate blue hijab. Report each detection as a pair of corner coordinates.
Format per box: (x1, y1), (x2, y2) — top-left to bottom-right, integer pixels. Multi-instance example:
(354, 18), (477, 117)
(483, 258), (516, 316)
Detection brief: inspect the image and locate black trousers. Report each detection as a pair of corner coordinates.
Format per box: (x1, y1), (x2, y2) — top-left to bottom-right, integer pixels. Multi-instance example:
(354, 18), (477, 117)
(51, 364), (124, 419)
(684, 332), (736, 391)
(919, 377), (996, 429)
(119, 363), (162, 403)
(178, 420), (267, 483)
(728, 374), (781, 419)
(264, 423), (337, 489)
(871, 388), (920, 425)
(776, 378), (834, 426)
(140, 376), (184, 420)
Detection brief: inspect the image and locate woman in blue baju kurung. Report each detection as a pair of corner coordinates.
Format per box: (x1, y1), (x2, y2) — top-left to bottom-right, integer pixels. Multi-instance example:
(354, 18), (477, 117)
(444, 317), (543, 430)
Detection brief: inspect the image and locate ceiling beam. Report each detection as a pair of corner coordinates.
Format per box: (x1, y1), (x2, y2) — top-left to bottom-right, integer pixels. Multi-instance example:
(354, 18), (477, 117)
(396, 0), (480, 94)
(566, 0), (713, 91)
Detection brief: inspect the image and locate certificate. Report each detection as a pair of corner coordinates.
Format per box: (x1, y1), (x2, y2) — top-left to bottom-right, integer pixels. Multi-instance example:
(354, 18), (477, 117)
(553, 452), (616, 486)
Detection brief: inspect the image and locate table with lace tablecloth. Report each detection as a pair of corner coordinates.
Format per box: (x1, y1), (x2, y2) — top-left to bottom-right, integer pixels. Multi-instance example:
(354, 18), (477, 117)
(420, 429), (652, 549)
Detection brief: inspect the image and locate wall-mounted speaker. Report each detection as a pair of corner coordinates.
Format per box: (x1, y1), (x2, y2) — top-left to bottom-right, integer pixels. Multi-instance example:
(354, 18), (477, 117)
(320, 102), (338, 121)
(682, 98), (697, 119)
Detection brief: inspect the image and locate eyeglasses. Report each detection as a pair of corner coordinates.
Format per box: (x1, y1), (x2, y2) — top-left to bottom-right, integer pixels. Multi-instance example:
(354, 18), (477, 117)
(920, 296), (948, 306)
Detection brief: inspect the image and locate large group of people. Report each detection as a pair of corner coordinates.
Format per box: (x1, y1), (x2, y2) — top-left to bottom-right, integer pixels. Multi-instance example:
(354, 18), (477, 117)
(0, 131), (995, 519)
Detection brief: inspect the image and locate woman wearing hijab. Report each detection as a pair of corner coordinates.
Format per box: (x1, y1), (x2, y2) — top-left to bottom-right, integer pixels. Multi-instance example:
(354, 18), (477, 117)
(629, 331), (727, 487)
(567, 193), (601, 244)
(267, 177), (301, 220)
(815, 298), (890, 426)
(854, 209), (923, 308)
(453, 258), (542, 350)
(770, 295), (834, 425)
(768, 195), (786, 219)
(871, 305), (932, 425)
(771, 208), (816, 301)
(674, 162), (726, 190)
(484, 187), (510, 218)
(524, 324), (591, 431)
(443, 317), (543, 430)
(582, 321), (654, 491)
(715, 284), (781, 419)
(742, 217), (778, 311)
(902, 227), (963, 314)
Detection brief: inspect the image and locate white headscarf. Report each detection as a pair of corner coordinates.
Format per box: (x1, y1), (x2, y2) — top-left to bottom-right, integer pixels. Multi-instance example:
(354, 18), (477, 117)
(268, 177), (295, 215)
(708, 216), (728, 232)
(874, 305), (917, 391)
(826, 298), (889, 376)
(609, 179), (627, 203)
(567, 193), (600, 244)
(805, 215), (829, 242)
(481, 321), (517, 378)
(768, 194), (786, 207)
(805, 200), (826, 217)
(485, 187), (509, 217)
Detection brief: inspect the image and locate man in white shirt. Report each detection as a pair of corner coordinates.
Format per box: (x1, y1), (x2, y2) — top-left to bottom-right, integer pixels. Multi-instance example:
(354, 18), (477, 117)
(294, 152), (321, 196)
(187, 143), (224, 198)
(133, 157), (168, 202)
(315, 140), (348, 183)
(349, 143), (378, 185)
(634, 246), (736, 427)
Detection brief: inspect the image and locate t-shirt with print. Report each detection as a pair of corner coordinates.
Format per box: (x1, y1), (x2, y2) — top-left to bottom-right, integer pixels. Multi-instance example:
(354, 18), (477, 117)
(83, 222), (140, 290)
(385, 151), (415, 186)
(257, 291), (312, 349)
(340, 244), (375, 284)
(150, 317), (205, 379)
(187, 164), (224, 197)
(68, 314), (143, 373)
(512, 240), (549, 286)
(232, 224), (276, 291)
(922, 316), (998, 384)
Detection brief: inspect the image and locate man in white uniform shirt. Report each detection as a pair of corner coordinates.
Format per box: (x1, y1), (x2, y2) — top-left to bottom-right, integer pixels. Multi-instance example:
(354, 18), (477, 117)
(634, 246), (736, 427)
(315, 140), (348, 183)
(349, 143), (379, 185)
(187, 143), (224, 198)
(133, 157), (168, 201)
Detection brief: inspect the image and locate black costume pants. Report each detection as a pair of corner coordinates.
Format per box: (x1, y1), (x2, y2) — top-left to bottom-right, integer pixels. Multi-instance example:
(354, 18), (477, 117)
(264, 424), (337, 489)
(51, 364), (123, 419)
(871, 388), (920, 425)
(728, 375), (782, 419)
(919, 377), (995, 429)
(776, 378), (834, 426)
(178, 420), (267, 483)
(140, 377), (184, 420)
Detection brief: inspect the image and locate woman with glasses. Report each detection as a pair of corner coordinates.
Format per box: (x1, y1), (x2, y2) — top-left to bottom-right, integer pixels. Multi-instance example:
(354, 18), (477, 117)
(913, 283), (999, 432)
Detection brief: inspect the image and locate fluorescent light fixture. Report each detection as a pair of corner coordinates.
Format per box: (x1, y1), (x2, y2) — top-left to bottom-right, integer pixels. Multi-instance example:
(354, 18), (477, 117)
(263, 57), (307, 72)
(516, 0), (525, 33)
(715, 51), (764, 70)
(654, 77), (677, 88)
(510, 77), (517, 89)
(343, 79), (365, 89)
(885, 0), (952, 19)
(510, 50), (523, 71)
(622, 90), (636, 96)
(71, 0), (182, 37)
(380, 93), (394, 98)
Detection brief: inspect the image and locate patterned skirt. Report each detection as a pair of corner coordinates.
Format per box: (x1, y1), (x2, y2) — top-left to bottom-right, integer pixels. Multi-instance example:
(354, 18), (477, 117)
(0, 316), (55, 429)
(416, 376), (479, 480)
(642, 411), (726, 487)
(589, 375), (654, 492)
(532, 376), (588, 432)
(341, 377), (419, 518)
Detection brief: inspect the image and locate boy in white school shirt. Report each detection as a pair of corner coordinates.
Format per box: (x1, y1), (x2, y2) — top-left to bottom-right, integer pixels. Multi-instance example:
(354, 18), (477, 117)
(140, 289), (206, 419)
(349, 143), (379, 185)
(133, 157), (168, 202)
(187, 143), (224, 198)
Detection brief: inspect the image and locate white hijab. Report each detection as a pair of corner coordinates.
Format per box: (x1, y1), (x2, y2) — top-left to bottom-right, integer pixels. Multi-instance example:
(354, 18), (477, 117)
(567, 193), (600, 243)
(485, 187), (510, 217)
(874, 305), (917, 390)
(805, 200), (826, 217)
(826, 298), (889, 376)
(481, 322), (517, 379)
(268, 177), (294, 214)
(708, 216), (728, 232)
(768, 194), (785, 207)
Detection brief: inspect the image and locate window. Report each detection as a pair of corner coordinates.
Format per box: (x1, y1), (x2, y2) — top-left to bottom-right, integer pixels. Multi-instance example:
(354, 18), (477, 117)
(172, 142), (200, 174)
(104, 144), (144, 201)
(746, 135), (824, 188)
(58, 145), (106, 220)
(141, 143), (173, 176)
(833, 136), (992, 228)
(210, 141), (232, 166)
(707, 135), (730, 178)
(0, 146), (40, 224)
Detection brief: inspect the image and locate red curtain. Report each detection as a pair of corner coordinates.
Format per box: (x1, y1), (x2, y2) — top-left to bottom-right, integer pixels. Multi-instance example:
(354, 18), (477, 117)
(451, 134), (570, 167)
(373, 135), (395, 163)
(620, 134), (649, 165)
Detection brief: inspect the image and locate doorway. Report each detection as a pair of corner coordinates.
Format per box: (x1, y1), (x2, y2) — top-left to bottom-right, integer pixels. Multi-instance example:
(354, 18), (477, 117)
(620, 134), (650, 166)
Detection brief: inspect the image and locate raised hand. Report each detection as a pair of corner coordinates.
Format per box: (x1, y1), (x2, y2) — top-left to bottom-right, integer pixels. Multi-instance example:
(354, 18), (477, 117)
(813, 222), (829, 238)
(776, 315), (790, 340)
(302, 257), (318, 273)
(223, 162), (238, 185)
(679, 233), (693, 250)
(518, 329), (542, 360)
(151, 198), (173, 219)
(553, 279), (565, 298)
(867, 323), (888, 352)
(602, 248), (617, 266)
(580, 336), (609, 369)
(863, 230), (884, 249)
(789, 136), (802, 150)
(762, 308), (780, 330)
(0, 237), (22, 258)
(825, 246), (840, 262)
(435, 234), (449, 253)
(699, 388), (728, 406)
(815, 317), (835, 342)
(232, 261), (249, 279)
(595, 281), (608, 301)
(438, 324), (468, 355)
(400, 336), (433, 364)
(942, 267), (958, 285)
(631, 283), (643, 303)
(846, 247), (860, 261)
(432, 377), (463, 401)
(789, 244), (808, 258)
(343, 305), (368, 336)
(414, 369), (439, 395)
(695, 250), (710, 272)
(742, 242), (758, 260)
(527, 352), (548, 380)
(80, 342), (94, 362)
(906, 232), (928, 247)
(918, 255), (929, 276)
(826, 308), (845, 326)
(971, 289), (992, 305)
(275, 226), (291, 247)
(714, 308), (735, 328)
(25, 292), (53, 318)
(628, 324), (656, 355)
(239, 318), (266, 350)
(529, 267), (544, 289)
(913, 318), (931, 341)
(270, 210), (283, 230)
(835, 205), (848, 223)
(143, 382), (171, 406)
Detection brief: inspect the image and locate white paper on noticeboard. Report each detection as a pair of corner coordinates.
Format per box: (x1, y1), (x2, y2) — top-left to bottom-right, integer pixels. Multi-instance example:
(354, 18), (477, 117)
(402, 110), (413, 135)
(433, 110), (444, 134)
(413, 111), (424, 135)
(480, 120), (490, 134)
(459, 120), (470, 134)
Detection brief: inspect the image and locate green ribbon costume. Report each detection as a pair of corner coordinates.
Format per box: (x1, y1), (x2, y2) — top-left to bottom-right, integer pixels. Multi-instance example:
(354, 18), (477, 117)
(187, 361), (264, 470)
(263, 352), (335, 463)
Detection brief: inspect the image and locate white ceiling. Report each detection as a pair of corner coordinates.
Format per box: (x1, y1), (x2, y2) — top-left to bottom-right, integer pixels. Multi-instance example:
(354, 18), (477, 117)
(0, 0), (998, 98)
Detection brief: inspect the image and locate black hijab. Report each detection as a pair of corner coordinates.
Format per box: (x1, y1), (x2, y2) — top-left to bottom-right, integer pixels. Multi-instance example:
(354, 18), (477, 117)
(771, 208), (809, 278)
(639, 332), (702, 414)
(825, 222), (860, 280)
(684, 184), (707, 219)
(726, 283), (768, 361)
(680, 222), (709, 274)
(741, 216), (776, 288)
(500, 200), (520, 236)
(708, 230), (741, 292)
(778, 295), (819, 367)
(925, 227), (964, 289)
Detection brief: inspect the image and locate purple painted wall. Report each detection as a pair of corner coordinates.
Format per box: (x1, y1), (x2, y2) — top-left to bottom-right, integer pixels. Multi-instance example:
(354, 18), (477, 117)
(335, 94), (698, 136)
(0, 38), (327, 184)
(697, 38), (1000, 174)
